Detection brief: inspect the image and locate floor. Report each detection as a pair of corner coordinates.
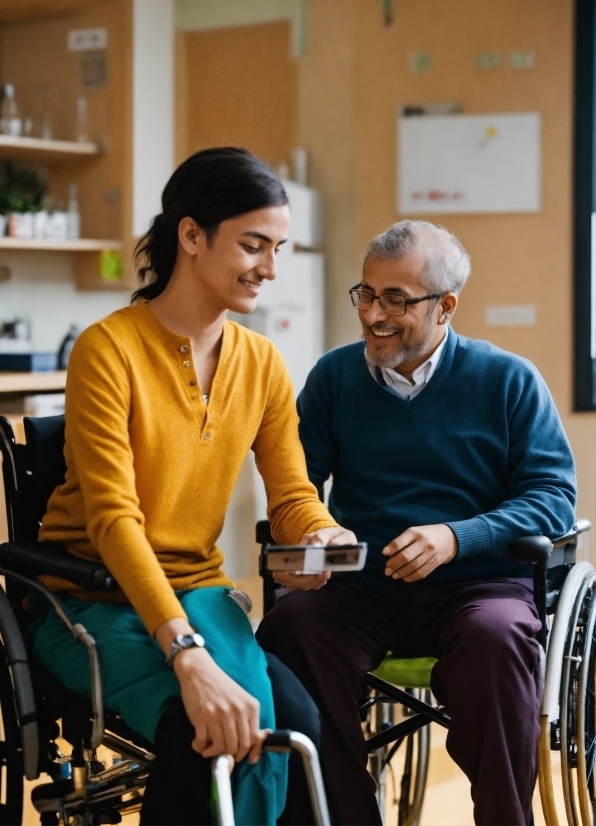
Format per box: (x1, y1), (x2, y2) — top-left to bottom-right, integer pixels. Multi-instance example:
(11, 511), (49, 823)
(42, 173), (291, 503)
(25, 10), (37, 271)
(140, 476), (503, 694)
(384, 722), (564, 826)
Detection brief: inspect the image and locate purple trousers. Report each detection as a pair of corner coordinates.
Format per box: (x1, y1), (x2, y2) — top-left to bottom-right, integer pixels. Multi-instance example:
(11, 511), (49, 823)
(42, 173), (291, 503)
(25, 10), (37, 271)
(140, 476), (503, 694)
(256, 575), (542, 826)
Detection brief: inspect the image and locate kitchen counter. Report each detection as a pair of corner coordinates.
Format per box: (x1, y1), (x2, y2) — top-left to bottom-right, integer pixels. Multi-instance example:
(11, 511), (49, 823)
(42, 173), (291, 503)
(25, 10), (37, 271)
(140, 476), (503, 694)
(0, 371), (67, 394)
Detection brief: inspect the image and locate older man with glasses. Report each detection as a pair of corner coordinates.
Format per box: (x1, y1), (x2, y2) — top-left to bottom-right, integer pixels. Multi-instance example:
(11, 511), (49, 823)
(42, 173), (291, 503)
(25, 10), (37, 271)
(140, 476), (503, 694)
(257, 220), (576, 826)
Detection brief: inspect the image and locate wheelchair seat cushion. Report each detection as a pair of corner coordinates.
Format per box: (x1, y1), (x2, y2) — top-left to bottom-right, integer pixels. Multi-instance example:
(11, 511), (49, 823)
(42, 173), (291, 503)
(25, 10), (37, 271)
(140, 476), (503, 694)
(373, 656), (437, 689)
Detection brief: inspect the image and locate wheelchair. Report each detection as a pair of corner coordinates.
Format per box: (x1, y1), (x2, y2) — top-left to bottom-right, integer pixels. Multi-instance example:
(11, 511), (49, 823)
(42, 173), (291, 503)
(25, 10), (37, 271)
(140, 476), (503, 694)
(256, 510), (596, 826)
(0, 414), (330, 826)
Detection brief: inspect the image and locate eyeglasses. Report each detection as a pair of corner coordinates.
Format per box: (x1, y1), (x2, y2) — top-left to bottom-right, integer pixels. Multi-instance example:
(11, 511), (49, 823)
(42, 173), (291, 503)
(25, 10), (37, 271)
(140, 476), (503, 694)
(349, 288), (446, 316)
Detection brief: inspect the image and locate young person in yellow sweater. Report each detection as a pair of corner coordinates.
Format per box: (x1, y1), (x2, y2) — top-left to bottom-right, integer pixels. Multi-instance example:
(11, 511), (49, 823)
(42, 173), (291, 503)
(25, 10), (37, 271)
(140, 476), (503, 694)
(29, 148), (355, 825)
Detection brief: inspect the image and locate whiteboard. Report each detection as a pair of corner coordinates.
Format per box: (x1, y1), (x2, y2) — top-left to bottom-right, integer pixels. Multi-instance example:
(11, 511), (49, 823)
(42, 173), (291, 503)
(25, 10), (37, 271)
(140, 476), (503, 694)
(398, 112), (541, 215)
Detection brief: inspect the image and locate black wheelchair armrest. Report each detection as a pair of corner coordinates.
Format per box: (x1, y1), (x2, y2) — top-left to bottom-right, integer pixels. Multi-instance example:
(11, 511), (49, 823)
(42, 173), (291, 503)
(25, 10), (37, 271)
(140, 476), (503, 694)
(0, 541), (116, 592)
(507, 535), (553, 565)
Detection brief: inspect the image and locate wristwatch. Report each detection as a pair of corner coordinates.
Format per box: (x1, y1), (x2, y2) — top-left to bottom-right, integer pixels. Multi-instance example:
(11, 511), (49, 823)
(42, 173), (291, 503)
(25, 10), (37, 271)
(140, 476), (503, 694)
(165, 633), (206, 667)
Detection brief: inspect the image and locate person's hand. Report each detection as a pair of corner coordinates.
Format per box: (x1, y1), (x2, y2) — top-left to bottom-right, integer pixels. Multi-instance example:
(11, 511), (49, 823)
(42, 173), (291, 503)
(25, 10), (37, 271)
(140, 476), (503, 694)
(382, 524), (457, 581)
(273, 525), (357, 591)
(155, 618), (269, 763)
(174, 646), (270, 763)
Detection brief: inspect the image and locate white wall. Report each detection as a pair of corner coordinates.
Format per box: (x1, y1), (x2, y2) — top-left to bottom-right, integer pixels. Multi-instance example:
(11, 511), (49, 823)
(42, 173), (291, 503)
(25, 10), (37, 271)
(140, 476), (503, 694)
(175, 0), (307, 57)
(0, 253), (128, 351)
(133, 0), (175, 237)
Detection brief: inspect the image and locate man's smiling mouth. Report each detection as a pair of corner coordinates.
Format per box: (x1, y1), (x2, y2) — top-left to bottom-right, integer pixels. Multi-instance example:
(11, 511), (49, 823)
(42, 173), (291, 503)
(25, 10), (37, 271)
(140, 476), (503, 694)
(369, 326), (400, 338)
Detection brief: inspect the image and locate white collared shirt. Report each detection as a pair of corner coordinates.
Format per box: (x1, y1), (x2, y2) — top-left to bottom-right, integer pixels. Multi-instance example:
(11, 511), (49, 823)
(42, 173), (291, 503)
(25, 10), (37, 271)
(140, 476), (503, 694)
(380, 328), (449, 400)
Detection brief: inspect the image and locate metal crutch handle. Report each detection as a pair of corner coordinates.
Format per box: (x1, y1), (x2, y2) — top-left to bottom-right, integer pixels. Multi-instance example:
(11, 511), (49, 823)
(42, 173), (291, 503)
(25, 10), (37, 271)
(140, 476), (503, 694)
(264, 730), (331, 826)
(211, 730), (331, 826)
(212, 755), (235, 826)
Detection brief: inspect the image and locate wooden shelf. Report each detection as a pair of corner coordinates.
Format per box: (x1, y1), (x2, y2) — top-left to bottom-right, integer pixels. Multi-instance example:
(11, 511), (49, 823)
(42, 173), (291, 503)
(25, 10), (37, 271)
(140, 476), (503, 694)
(0, 370), (66, 394)
(0, 237), (121, 251)
(0, 135), (100, 163)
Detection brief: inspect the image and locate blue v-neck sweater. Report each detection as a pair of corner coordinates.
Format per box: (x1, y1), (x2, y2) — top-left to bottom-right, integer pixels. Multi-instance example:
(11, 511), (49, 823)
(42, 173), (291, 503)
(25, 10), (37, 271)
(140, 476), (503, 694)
(296, 331), (576, 590)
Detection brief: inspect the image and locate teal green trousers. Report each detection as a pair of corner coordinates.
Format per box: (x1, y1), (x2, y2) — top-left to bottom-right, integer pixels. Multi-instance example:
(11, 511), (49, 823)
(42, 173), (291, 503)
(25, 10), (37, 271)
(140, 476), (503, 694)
(30, 586), (288, 825)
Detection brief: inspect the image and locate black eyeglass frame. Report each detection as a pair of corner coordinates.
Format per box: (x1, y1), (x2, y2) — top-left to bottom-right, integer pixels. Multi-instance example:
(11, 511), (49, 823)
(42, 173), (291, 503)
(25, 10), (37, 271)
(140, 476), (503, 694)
(349, 288), (446, 316)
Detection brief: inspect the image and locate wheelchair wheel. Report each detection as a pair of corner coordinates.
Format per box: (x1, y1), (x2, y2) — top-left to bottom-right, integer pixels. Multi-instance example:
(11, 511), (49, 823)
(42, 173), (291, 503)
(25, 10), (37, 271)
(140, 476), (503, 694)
(560, 571), (596, 826)
(576, 586), (596, 826)
(0, 641), (23, 826)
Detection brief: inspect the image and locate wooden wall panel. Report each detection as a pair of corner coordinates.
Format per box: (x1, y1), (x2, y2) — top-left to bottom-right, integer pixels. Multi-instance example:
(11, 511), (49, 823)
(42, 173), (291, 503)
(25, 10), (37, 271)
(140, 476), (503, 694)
(181, 21), (298, 170)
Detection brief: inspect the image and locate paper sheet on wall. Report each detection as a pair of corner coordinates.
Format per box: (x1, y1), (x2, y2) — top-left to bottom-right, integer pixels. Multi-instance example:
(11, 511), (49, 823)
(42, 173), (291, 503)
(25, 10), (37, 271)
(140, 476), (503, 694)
(398, 112), (541, 214)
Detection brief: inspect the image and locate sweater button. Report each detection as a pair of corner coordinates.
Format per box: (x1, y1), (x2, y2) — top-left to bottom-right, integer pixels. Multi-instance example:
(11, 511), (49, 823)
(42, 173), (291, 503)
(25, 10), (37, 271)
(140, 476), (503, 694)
(189, 381), (197, 386)
(203, 433), (210, 440)
(183, 361), (191, 368)
(179, 345), (188, 353)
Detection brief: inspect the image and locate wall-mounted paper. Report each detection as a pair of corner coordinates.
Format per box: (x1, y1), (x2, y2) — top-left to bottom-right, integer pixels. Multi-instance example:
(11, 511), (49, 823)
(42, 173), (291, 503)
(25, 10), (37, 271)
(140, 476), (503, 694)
(398, 112), (541, 214)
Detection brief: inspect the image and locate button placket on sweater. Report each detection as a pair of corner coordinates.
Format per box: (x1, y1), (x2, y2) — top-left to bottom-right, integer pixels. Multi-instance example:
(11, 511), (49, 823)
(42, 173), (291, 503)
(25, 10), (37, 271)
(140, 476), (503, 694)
(177, 343), (212, 444)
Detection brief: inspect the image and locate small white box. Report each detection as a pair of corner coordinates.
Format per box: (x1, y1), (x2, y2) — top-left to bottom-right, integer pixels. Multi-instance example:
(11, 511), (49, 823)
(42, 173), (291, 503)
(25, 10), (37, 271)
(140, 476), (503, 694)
(68, 28), (108, 52)
(485, 305), (537, 326)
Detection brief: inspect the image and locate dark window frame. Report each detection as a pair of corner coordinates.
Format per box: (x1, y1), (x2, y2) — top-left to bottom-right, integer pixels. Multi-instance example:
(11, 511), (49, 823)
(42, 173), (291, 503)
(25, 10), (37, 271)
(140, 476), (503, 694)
(574, 0), (596, 410)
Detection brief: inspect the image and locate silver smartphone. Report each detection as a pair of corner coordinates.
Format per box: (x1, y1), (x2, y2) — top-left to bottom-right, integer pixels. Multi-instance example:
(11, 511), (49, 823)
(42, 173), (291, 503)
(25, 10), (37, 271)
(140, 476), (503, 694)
(264, 543), (368, 574)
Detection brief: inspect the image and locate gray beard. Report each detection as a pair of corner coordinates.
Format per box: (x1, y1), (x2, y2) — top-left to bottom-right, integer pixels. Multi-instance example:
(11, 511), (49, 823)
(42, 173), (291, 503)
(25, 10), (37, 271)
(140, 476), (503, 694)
(364, 337), (427, 370)
(364, 344), (424, 370)
(364, 312), (439, 370)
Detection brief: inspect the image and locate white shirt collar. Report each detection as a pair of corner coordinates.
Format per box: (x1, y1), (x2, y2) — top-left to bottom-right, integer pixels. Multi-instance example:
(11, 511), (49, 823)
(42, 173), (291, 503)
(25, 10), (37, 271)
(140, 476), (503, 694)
(379, 327), (449, 400)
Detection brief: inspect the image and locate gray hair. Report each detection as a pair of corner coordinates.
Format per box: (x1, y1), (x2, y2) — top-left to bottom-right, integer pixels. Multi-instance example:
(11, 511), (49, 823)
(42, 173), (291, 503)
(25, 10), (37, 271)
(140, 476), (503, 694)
(363, 220), (471, 295)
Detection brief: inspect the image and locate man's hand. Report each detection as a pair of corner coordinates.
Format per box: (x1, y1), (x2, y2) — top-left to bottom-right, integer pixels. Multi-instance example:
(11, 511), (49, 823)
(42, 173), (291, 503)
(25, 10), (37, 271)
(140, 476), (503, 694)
(382, 524), (457, 581)
(273, 525), (357, 591)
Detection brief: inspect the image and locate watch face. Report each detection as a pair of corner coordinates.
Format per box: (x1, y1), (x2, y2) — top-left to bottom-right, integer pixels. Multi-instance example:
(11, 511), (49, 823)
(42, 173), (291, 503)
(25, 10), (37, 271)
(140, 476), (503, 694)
(178, 633), (205, 649)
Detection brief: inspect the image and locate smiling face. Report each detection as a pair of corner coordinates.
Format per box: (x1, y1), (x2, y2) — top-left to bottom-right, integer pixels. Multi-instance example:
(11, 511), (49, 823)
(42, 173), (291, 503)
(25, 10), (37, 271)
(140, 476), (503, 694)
(359, 251), (457, 374)
(178, 204), (291, 315)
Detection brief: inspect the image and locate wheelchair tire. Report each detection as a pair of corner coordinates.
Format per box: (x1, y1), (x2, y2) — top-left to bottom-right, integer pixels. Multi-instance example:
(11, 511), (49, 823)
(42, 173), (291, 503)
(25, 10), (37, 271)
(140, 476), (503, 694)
(560, 571), (596, 826)
(0, 640), (24, 826)
(576, 586), (596, 826)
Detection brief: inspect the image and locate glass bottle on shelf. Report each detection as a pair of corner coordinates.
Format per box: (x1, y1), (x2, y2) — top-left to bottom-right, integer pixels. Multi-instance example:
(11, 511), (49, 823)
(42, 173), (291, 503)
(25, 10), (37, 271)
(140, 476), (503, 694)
(37, 85), (52, 140)
(0, 84), (22, 137)
(67, 184), (81, 239)
(76, 97), (89, 143)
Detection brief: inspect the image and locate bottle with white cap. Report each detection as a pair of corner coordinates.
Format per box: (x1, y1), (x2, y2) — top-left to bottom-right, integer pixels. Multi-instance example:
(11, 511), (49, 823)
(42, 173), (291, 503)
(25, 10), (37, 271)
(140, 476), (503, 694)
(0, 84), (22, 137)
(67, 184), (81, 239)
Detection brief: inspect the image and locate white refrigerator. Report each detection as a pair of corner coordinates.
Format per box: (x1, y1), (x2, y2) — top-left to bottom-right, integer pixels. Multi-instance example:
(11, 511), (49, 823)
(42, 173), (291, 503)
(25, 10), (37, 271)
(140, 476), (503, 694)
(220, 181), (325, 582)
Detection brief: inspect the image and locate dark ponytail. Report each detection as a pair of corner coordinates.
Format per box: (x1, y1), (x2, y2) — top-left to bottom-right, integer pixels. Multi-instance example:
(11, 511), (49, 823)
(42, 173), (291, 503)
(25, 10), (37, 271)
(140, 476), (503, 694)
(132, 147), (288, 303)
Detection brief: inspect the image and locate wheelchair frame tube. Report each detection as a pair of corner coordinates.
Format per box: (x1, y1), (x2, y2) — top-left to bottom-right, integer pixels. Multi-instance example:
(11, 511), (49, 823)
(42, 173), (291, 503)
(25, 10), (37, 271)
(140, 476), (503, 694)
(365, 673), (451, 728)
(3, 570), (105, 749)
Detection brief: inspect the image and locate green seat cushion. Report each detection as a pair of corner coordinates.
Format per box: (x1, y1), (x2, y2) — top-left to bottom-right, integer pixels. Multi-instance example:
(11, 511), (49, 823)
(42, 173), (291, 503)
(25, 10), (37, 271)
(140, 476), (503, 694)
(373, 656), (437, 689)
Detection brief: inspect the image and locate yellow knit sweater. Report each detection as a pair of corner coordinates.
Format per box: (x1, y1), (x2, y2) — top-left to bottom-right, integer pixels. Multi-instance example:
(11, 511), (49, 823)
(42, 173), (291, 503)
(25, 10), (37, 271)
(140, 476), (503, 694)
(39, 302), (336, 635)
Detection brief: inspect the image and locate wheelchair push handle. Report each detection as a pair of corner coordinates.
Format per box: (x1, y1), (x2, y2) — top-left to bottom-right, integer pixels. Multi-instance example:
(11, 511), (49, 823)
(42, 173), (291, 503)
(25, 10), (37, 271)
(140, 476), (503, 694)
(211, 731), (331, 826)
